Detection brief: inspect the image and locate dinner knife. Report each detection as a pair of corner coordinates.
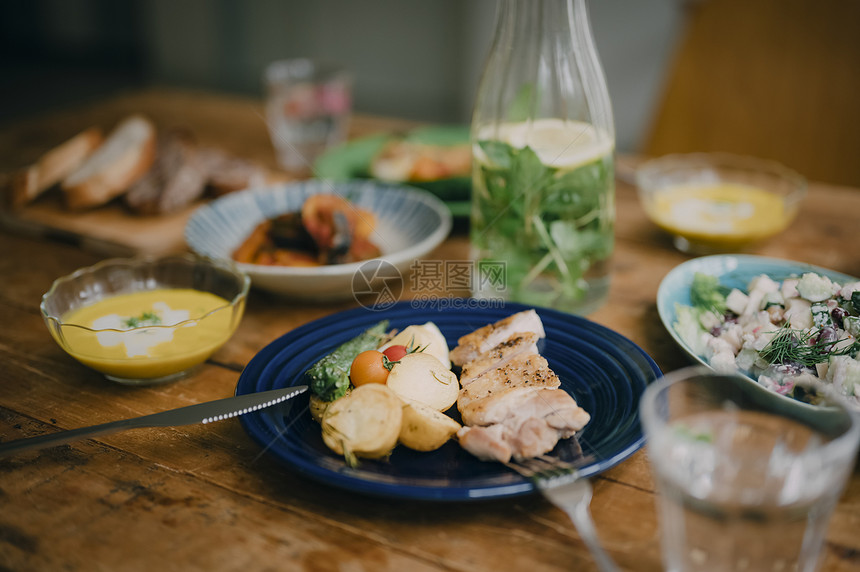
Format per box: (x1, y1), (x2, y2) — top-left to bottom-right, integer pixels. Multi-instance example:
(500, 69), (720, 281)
(0, 385), (307, 457)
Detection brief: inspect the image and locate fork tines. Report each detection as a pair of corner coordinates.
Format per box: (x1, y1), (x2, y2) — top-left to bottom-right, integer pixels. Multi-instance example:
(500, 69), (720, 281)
(504, 455), (580, 488)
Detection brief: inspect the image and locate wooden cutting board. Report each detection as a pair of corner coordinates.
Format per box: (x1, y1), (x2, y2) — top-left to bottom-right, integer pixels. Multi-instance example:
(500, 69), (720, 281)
(0, 193), (200, 256)
(0, 88), (424, 257)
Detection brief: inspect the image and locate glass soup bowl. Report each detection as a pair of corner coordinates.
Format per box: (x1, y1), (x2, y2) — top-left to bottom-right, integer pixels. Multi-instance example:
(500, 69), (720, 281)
(41, 254), (250, 385)
(636, 153), (807, 254)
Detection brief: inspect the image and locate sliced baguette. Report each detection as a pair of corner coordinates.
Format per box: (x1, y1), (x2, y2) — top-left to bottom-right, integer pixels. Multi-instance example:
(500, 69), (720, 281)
(8, 127), (104, 208)
(62, 115), (156, 210)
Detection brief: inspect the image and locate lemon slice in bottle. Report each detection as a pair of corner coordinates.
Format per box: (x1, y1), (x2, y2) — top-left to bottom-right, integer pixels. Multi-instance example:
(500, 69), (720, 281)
(477, 119), (614, 169)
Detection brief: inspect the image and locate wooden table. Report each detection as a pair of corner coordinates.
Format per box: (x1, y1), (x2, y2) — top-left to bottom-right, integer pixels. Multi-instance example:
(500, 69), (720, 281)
(1, 88), (858, 571)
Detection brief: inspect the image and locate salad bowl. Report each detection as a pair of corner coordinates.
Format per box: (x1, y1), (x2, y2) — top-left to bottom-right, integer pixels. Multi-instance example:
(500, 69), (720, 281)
(658, 254), (860, 407)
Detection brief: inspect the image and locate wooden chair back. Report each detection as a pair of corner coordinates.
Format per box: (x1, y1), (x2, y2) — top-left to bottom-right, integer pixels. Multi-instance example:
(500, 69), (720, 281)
(642, 0), (860, 187)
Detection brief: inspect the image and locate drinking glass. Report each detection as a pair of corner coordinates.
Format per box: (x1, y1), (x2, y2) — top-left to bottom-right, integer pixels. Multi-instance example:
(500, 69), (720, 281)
(264, 58), (352, 175)
(640, 366), (860, 572)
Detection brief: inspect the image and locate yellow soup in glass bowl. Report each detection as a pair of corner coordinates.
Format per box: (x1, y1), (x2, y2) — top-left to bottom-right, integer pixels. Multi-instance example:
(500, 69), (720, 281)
(636, 153), (806, 254)
(42, 255), (249, 385)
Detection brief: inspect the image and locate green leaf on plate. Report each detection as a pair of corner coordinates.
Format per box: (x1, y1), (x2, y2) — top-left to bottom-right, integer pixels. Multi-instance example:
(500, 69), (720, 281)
(313, 134), (389, 179)
(312, 126), (473, 212)
(406, 125), (471, 146)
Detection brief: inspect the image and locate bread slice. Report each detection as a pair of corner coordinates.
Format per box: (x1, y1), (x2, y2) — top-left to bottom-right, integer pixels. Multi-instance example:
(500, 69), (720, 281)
(8, 127), (103, 208)
(125, 129), (208, 215)
(62, 115), (156, 210)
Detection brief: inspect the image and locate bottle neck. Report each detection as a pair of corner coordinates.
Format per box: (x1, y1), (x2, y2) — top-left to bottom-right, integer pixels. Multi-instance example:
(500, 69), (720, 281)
(474, 0), (613, 138)
(500, 0), (583, 51)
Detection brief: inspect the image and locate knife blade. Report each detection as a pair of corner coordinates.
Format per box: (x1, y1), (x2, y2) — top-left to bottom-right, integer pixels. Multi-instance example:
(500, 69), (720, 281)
(0, 385), (307, 457)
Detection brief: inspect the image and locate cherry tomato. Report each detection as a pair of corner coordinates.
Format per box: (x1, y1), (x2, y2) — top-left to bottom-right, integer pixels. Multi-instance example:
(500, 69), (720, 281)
(349, 350), (390, 386)
(382, 345), (408, 362)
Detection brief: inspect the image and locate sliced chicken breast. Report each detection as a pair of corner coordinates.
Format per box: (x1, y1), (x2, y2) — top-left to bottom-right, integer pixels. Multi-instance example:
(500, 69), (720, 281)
(459, 332), (540, 386)
(459, 421), (563, 463)
(457, 389), (591, 463)
(508, 417), (563, 460)
(452, 309), (590, 464)
(449, 310), (546, 366)
(460, 386), (590, 430)
(457, 425), (513, 463)
(456, 354), (559, 412)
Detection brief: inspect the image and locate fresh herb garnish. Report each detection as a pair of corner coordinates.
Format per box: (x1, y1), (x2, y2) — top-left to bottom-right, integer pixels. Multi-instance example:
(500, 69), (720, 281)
(431, 371), (452, 385)
(760, 324), (859, 367)
(690, 272), (730, 314)
(122, 311), (161, 329)
(405, 335), (428, 355)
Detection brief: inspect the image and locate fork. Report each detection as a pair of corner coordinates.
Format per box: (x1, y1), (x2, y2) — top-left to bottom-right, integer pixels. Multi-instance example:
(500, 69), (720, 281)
(506, 456), (620, 572)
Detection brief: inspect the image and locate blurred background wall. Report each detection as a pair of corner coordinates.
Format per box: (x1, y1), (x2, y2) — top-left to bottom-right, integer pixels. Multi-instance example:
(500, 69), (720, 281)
(0, 0), (683, 153)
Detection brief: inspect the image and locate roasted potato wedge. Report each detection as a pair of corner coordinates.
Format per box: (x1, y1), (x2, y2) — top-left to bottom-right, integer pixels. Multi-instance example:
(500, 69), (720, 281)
(399, 401), (461, 452)
(321, 384), (403, 462)
(386, 352), (459, 411)
(309, 394), (331, 423)
(310, 388), (354, 423)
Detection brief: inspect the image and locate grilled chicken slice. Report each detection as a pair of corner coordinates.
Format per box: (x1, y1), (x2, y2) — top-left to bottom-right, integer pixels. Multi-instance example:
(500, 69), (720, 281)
(449, 310), (546, 366)
(459, 332), (540, 386)
(457, 424), (512, 463)
(460, 387), (589, 430)
(509, 417), (564, 460)
(457, 354), (559, 412)
(460, 424), (550, 463)
(452, 309), (590, 464)
(457, 389), (591, 462)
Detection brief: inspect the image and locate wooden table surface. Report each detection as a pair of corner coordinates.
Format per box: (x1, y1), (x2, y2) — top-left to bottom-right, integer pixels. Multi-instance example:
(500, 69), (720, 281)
(1, 88), (859, 572)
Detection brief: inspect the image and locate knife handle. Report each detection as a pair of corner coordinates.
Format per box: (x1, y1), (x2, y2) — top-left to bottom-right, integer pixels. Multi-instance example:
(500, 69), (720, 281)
(0, 417), (148, 457)
(0, 386), (307, 457)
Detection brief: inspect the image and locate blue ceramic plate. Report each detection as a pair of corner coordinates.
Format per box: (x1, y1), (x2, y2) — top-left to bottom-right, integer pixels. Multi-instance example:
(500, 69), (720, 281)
(236, 301), (661, 501)
(658, 254), (859, 371)
(185, 180), (452, 299)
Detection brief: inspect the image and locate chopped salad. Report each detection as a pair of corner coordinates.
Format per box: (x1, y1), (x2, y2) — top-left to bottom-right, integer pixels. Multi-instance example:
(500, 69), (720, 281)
(674, 271), (860, 405)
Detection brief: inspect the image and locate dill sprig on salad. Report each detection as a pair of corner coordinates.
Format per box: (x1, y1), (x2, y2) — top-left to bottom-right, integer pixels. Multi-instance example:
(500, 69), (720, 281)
(674, 271), (860, 405)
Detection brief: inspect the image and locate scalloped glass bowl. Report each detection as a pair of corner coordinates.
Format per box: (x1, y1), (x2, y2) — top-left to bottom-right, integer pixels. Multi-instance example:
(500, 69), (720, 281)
(636, 153), (807, 254)
(41, 254), (250, 386)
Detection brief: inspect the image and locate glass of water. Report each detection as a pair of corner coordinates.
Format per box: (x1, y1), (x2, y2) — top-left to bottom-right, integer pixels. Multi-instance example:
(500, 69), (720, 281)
(264, 58), (352, 175)
(640, 366), (860, 572)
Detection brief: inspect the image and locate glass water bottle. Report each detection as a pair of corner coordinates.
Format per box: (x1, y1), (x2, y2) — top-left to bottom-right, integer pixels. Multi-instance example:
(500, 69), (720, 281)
(470, 0), (615, 315)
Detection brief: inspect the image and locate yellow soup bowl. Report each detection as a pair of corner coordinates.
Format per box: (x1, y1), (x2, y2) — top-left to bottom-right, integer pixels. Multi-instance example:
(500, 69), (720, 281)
(41, 254), (250, 385)
(636, 153), (807, 254)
